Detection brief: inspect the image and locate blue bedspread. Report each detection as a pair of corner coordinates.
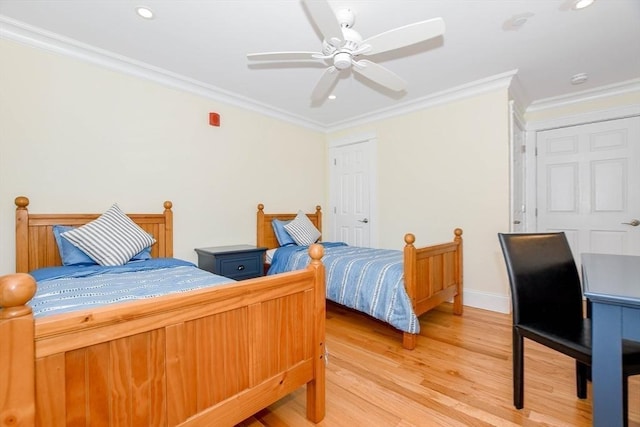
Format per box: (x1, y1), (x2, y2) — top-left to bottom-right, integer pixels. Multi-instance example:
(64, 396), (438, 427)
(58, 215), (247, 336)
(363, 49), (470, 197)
(29, 258), (235, 318)
(268, 243), (419, 334)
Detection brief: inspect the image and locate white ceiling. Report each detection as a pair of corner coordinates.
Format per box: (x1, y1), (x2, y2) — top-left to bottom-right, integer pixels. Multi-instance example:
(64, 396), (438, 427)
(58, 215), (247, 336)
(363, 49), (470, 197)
(1, 0), (639, 130)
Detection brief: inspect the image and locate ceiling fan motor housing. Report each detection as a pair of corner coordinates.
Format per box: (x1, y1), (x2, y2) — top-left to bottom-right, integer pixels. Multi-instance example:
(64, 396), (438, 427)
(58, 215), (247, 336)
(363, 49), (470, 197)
(336, 8), (355, 28)
(247, 0), (445, 101)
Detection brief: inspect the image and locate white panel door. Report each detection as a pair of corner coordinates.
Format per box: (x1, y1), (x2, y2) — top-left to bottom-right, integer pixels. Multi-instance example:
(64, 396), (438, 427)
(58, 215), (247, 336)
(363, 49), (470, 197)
(329, 140), (372, 247)
(537, 116), (640, 257)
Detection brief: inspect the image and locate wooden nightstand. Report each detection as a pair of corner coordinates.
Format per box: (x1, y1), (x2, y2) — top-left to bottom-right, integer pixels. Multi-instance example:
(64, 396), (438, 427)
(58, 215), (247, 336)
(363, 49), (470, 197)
(194, 245), (267, 280)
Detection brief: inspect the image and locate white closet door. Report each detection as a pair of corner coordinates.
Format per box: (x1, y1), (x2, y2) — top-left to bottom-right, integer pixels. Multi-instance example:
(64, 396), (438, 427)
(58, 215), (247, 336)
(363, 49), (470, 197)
(537, 116), (640, 256)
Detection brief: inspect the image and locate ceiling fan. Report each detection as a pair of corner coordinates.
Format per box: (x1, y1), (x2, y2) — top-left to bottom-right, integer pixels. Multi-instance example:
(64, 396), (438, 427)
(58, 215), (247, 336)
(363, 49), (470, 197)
(247, 0), (445, 102)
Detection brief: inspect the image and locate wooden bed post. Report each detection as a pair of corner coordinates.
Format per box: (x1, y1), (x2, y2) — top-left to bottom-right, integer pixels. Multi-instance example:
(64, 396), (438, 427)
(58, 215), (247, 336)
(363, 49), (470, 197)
(403, 233), (417, 304)
(163, 201), (174, 258)
(256, 204), (265, 247)
(403, 233), (418, 350)
(315, 205), (322, 235)
(306, 243), (326, 422)
(15, 196), (30, 273)
(453, 228), (464, 315)
(0, 273), (37, 426)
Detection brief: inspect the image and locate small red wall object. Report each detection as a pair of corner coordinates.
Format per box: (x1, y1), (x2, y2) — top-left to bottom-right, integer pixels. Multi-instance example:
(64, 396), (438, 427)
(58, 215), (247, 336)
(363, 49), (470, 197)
(209, 112), (220, 127)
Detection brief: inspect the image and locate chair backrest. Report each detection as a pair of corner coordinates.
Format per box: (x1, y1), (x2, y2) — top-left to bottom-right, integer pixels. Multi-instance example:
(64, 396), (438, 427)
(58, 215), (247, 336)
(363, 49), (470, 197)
(498, 232), (584, 326)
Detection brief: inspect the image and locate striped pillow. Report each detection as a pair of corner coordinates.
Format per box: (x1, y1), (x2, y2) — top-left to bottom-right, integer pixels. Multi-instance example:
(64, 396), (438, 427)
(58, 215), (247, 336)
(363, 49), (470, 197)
(284, 210), (321, 246)
(61, 204), (156, 266)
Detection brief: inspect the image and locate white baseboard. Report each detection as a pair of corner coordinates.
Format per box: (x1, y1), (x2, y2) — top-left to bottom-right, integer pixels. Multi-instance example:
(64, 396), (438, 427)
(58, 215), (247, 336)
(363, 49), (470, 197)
(462, 289), (511, 314)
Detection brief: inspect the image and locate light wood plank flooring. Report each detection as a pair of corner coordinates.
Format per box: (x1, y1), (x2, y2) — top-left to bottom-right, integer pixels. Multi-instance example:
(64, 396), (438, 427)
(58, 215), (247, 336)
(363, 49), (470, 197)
(240, 302), (640, 426)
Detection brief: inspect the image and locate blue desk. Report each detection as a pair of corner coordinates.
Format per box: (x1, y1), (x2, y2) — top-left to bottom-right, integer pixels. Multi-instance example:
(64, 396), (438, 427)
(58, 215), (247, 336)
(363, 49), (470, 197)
(582, 253), (640, 427)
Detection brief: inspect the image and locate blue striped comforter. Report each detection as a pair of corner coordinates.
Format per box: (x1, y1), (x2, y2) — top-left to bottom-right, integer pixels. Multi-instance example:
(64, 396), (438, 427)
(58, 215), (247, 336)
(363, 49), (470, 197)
(28, 258), (235, 318)
(268, 243), (419, 333)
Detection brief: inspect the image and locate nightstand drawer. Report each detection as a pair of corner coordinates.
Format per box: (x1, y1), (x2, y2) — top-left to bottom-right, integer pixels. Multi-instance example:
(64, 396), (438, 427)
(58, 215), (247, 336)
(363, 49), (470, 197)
(217, 254), (262, 279)
(195, 245), (267, 280)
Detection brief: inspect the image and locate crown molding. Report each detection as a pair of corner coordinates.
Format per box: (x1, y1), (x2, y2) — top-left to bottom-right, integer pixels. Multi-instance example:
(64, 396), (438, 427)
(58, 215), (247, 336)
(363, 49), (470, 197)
(526, 78), (640, 113)
(325, 70), (517, 133)
(0, 16), (327, 132)
(1, 15), (523, 134)
(507, 72), (530, 114)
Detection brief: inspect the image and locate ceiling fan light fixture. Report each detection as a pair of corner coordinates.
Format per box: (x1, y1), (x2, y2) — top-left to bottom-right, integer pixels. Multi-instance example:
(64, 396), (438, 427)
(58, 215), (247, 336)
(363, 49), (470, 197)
(573, 0), (595, 10)
(136, 6), (154, 19)
(334, 52), (352, 70)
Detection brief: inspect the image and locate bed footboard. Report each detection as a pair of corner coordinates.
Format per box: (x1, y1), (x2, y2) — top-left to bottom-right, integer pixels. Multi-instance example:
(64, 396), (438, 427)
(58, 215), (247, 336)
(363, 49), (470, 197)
(402, 229), (463, 350)
(0, 247), (326, 426)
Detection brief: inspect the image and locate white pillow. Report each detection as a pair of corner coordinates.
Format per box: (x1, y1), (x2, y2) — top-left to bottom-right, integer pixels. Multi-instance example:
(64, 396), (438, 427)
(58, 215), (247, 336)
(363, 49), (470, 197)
(284, 210), (321, 246)
(61, 204), (156, 266)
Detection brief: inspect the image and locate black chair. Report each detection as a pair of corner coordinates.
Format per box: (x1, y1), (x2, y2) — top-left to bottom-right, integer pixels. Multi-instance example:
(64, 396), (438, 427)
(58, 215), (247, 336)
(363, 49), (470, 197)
(498, 232), (640, 421)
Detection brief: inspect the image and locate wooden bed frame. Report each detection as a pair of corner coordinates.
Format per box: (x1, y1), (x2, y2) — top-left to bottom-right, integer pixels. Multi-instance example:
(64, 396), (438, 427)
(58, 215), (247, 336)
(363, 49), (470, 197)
(257, 203), (463, 350)
(0, 197), (326, 426)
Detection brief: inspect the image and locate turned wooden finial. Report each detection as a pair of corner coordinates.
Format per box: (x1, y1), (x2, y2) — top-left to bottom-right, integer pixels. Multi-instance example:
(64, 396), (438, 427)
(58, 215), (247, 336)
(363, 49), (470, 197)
(0, 273), (37, 319)
(315, 205), (321, 214)
(163, 201), (173, 210)
(404, 233), (416, 245)
(308, 243), (324, 262)
(258, 204), (264, 212)
(454, 228), (463, 242)
(15, 196), (29, 209)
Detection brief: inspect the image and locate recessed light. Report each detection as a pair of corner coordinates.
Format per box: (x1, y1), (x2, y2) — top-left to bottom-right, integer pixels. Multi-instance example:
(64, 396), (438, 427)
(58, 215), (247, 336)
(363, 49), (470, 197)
(573, 0), (595, 10)
(328, 94), (337, 100)
(136, 6), (154, 19)
(503, 12), (534, 32)
(571, 73), (588, 85)
(512, 17), (528, 27)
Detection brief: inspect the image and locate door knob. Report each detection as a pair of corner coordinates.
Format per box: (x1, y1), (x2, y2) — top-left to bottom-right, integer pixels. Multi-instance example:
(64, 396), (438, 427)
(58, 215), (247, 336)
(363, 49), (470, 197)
(622, 219), (640, 227)
(358, 218), (369, 223)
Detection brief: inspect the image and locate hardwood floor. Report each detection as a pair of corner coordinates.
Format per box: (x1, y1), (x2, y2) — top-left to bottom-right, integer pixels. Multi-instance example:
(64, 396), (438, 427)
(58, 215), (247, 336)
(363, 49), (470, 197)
(240, 302), (640, 426)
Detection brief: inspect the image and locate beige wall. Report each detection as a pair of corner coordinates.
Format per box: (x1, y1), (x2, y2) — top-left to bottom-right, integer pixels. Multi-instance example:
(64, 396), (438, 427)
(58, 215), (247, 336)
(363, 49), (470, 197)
(328, 89), (513, 311)
(0, 37), (516, 310)
(525, 90), (640, 124)
(0, 39), (326, 274)
(13, 36), (633, 314)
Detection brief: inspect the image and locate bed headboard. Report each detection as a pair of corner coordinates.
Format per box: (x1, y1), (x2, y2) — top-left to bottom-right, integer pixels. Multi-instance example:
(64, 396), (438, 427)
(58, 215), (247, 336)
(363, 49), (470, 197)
(256, 203), (322, 250)
(14, 196), (174, 273)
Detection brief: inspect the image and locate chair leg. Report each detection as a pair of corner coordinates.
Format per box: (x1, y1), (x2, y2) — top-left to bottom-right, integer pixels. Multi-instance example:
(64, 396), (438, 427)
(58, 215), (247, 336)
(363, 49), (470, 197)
(576, 361), (588, 399)
(513, 328), (524, 409)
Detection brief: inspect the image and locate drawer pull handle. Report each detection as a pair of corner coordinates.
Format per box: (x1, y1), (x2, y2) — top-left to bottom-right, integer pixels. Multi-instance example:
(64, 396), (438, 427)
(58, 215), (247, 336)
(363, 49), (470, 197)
(237, 265), (245, 271)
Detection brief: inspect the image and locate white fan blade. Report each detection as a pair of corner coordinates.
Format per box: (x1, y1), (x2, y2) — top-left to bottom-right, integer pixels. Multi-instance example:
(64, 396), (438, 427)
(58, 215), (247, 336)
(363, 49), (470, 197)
(247, 51), (321, 61)
(353, 60), (406, 91)
(362, 17), (445, 56)
(303, 0), (344, 47)
(311, 66), (339, 101)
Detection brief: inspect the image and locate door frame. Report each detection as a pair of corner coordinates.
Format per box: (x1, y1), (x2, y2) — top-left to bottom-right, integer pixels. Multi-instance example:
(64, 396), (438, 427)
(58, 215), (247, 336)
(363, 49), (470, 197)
(328, 131), (379, 247)
(524, 103), (640, 232)
(509, 100), (527, 232)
